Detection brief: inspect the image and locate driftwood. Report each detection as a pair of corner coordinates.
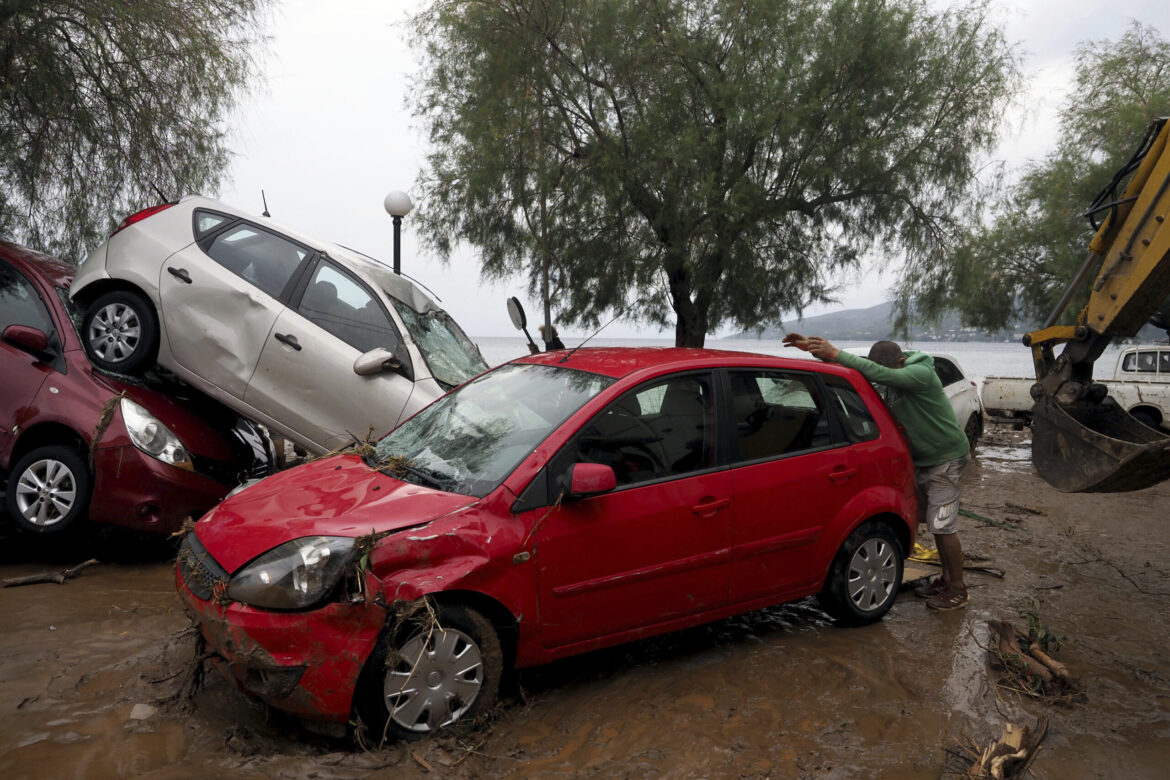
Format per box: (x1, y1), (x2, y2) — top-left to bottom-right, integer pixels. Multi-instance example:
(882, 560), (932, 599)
(965, 717), (1049, 779)
(986, 619), (1083, 702)
(989, 621), (1052, 684)
(3, 559), (99, 587)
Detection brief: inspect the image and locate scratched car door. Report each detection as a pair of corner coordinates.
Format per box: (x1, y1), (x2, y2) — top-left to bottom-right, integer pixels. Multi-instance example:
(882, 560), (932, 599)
(533, 372), (733, 648)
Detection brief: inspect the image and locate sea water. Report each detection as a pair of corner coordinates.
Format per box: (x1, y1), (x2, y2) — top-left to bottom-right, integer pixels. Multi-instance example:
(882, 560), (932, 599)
(473, 334), (1131, 382)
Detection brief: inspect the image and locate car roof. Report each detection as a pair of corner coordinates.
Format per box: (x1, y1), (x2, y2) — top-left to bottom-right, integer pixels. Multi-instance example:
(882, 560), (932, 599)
(513, 346), (852, 380)
(0, 240), (74, 287)
(177, 196), (440, 314)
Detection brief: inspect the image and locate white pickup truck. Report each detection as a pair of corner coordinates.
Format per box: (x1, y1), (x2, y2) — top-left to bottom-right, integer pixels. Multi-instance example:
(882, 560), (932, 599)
(982, 345), (1170, 431)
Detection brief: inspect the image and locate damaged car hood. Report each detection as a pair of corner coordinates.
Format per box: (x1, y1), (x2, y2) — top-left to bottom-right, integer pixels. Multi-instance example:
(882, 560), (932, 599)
(194, 454), (477, 573)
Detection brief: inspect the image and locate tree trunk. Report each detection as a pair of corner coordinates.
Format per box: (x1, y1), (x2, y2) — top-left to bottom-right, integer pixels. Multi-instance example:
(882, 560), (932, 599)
(666, 255), (708, 348)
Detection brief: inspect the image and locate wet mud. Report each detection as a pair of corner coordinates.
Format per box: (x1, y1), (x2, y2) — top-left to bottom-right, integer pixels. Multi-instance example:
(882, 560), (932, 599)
(3, 427), (1170, 779)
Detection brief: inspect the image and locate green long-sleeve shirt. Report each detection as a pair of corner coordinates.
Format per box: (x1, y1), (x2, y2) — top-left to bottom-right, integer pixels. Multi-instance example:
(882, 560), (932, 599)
(834, 350), (970, 467)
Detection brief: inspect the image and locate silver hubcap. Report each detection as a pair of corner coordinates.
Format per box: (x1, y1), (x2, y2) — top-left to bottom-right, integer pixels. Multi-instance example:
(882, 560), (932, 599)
(88, 303), (141, 363)
(847, 537), (898, 612)
(384, 626), (484, 733)
(15, 458), (78, 527)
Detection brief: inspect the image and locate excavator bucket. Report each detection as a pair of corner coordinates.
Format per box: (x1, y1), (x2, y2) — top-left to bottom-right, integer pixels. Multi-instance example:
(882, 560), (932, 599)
(1032, 394), (1170, 492)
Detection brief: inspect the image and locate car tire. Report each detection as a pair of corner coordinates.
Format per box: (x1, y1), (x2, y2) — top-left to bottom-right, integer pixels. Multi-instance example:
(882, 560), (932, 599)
(5, 445), (91, 535)
(817, 520), (903, 626)
(82, 289), (159, 374)
(964, 413), (982, 455)
(357, 603), (503, 741)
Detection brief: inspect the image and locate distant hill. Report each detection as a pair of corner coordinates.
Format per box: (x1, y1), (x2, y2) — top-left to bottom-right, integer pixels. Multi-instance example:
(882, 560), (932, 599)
(726, 301), (1168, 343)
(726, 301), (1020, 343)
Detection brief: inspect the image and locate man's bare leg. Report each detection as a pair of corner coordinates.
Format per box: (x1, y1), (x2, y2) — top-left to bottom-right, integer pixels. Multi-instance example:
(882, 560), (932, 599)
(934, 533), (966, 593)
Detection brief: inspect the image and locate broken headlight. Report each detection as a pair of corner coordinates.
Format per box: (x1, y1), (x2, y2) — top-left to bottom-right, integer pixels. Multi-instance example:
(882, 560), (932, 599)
(227, 536), (357, 610)
(120, 398), (193, 470)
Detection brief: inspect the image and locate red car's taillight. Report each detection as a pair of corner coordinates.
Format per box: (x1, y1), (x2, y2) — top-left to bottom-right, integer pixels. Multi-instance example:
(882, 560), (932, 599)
(111, 202), (176, 236)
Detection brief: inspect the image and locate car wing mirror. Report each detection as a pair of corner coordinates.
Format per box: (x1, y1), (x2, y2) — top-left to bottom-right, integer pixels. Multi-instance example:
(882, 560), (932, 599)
(353, 347), (413, 380)
(565, 462), (617, 499)
(2, 324), (50, 357)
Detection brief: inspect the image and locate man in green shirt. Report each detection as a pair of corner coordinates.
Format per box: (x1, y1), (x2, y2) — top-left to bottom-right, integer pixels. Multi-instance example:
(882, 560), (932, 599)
(783, 334), (972, 611)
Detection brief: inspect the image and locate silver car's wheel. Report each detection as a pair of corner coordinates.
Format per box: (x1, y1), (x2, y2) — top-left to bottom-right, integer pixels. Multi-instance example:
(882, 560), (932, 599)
(817, 520), (904, 625)
(359, 603), (502, 740)
(5, 446), (91, 535)
(845, 537), (899, 612)
(88, 301), (142, 364)
(81, 289), (158, 375)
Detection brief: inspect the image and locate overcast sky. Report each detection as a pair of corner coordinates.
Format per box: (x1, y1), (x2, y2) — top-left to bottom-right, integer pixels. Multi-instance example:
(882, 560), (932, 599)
(218, 0), (1163, 339)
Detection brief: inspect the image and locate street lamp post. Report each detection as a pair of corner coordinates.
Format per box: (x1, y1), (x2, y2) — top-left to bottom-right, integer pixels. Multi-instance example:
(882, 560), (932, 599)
(383, 191), (413, 275)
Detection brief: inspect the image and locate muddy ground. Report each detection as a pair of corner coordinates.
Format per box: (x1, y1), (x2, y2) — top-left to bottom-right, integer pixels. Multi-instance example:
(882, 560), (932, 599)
(2, 427), (1169, 779)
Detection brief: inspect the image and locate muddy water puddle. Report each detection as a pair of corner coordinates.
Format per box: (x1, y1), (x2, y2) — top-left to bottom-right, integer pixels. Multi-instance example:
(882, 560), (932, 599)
(3, 430), (1170, 778)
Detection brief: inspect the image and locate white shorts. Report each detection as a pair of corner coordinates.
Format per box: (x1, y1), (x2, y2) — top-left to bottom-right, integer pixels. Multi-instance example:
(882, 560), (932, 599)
(916, 455), (970, 535)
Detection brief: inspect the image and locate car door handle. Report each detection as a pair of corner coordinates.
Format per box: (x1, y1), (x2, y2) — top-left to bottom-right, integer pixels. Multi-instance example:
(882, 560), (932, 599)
(828, 466), (859, 483)
(692, 497), (730, 517)
(274, 333), (302, 351)
(167, 267), (192, 284)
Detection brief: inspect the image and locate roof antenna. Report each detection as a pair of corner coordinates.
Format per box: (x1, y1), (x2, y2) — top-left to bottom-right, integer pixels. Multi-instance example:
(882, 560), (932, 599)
(261, 190), (271, 218)
(558, 296), (655, 364)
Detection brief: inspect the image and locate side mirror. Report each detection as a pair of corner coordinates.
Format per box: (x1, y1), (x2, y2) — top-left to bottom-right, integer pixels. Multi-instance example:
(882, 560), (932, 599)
(507, 296), (540, 353)
(354, 348), (413, 380)
(507, 296), (527, 330)
(566, 462), (617, 498)
(2, 324), (50, 356)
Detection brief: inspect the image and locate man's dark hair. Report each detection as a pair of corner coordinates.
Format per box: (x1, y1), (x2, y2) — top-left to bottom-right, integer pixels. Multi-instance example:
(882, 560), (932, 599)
(867, 340), (904, 368)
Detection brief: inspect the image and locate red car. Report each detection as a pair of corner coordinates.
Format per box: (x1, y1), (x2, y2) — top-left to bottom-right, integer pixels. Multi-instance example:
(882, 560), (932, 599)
(177, 348), (917, 737)
(1, 240), (271, 536)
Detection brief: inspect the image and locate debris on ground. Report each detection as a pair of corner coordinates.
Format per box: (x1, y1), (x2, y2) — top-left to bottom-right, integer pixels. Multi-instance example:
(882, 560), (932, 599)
(985, 618), (1084, 702)
(2, 558), (99, 587)
(943, 716), (1049, 779)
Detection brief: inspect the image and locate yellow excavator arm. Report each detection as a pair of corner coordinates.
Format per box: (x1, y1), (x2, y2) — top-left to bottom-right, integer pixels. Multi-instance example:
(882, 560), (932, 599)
(1024, 117), (1170, 492)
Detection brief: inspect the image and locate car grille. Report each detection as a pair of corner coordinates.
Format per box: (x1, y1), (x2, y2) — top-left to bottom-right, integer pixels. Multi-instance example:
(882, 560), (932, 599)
(177, 531), (230, 602)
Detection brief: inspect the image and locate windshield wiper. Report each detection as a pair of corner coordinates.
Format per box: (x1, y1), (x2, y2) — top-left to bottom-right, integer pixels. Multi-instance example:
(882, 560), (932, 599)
(379, 458), (448, 490)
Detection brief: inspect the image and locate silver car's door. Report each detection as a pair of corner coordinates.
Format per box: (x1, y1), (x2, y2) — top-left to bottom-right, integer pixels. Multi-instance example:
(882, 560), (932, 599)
(243, 259), (417, 453)
(159, 218), (312, 399)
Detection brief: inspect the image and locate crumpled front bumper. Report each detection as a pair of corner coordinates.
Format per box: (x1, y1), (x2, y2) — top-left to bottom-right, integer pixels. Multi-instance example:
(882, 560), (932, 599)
(174, 537), (387, 724)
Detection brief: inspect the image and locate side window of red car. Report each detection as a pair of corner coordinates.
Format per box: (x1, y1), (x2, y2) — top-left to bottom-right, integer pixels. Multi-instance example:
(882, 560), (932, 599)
(820, 375), (880, 443)
(728, 370), (832, 461)
(0, 260), (55, 337)
(561, 373), (715, 487)
(204, 224), (310, 299)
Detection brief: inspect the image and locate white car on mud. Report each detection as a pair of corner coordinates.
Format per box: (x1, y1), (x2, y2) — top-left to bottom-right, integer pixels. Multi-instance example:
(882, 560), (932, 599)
(931, 353), (983, 452)
(69, 197), (488, 455)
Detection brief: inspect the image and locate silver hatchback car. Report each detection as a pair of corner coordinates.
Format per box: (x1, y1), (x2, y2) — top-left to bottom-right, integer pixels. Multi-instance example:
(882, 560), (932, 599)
(70, 197), (488, 455)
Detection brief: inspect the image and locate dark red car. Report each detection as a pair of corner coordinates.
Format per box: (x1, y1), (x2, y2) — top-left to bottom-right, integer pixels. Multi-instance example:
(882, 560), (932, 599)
(177, 347), (918, 737)
(1, 240), (271, 536)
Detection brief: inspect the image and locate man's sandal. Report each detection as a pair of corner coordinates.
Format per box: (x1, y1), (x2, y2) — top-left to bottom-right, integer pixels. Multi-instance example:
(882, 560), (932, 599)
(914, 576), (946, 598)
(925, 587), (971, 611)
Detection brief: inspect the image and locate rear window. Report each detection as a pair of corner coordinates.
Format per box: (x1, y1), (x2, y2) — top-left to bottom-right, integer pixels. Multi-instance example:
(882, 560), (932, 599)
(727, 370), (832, 462)
(933, 357), (962, 387)
(204, 225), (309, 299)
(821, 375), (880, 443)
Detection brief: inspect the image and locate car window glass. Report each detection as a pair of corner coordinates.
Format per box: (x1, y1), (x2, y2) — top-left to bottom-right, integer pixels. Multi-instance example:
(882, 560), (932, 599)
(821, 375), (880, 443)
(204, 224), (308, 299)
(194, 210), (231, 237)
(1160, 351), (1170, 373)
(392, 301), (488, 390)
(559, 373), (715, 487)
(729, 370), (832, 461)
(1138, 351), (1158, 372)
(933, 357), (961, 386)
(298, 263), (402, 354)
(0, 260), (55, 337)
(373, 363), (613, 497)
